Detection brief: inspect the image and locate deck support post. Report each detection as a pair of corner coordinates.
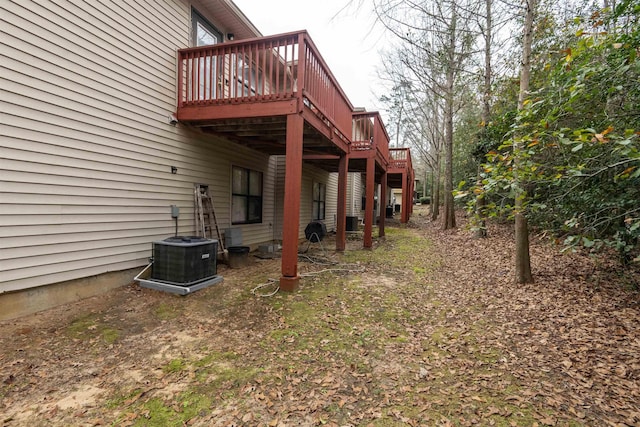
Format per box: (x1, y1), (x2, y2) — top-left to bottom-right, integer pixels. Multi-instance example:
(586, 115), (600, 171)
(364, 156), (375, 249)
(409, 174), (415, 216)
(280, 113), (304, 291)
(336, 153), (348, 252)
(401, 171), (409, 223)
(379, 171), (387, 238)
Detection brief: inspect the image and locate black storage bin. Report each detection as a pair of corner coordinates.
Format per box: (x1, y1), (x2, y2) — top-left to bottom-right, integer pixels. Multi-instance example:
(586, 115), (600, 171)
(152, 237), (217, 285)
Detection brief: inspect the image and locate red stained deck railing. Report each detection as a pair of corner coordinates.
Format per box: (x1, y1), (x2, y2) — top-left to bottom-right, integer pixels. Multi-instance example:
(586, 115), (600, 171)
(351, 112), (390, 165)
(177, 31), (353, 142)
(389, 147), (412, 172)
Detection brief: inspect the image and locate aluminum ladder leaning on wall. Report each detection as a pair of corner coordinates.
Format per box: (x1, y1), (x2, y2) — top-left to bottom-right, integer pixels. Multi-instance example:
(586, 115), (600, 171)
(194, 184), (228, 262)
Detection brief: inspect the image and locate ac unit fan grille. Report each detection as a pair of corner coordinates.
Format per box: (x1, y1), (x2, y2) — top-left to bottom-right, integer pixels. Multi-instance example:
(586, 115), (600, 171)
(151, 237), (217, 285)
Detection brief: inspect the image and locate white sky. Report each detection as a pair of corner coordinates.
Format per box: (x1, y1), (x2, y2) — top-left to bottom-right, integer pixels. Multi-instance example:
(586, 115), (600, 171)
(233, 0), (389, 114)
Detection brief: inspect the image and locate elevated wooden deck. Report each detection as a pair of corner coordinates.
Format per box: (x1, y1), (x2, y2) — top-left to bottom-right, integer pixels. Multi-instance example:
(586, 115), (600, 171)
(349, 111), (389, 170)
(388, 148), (415, 223)
(175, 31), (412, 288)
(177, 31), (351, 159)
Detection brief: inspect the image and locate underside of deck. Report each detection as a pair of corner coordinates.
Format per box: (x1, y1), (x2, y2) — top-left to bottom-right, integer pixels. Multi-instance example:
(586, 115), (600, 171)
(176, 31), (411, 291)
(179, 108), (388, 179)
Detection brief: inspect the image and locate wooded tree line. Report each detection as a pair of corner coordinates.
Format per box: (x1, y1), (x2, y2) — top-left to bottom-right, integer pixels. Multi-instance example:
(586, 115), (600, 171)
(373, 0), (640, 282)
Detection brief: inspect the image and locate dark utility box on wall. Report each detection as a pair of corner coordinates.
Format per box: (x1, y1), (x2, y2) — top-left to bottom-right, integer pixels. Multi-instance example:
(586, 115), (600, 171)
(151, 237), (217, 286)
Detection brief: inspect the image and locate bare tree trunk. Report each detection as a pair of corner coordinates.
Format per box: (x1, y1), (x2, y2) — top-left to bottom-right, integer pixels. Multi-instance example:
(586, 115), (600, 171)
(475, 0), (493, 238)
(423, 168), (427, 199)
(442, 5), (457, 230)
(482, 0), (493, 124)
(475, 165), (487, 237)
(372, 0), (475, 228)
(514, 0), (536, 284)
(431, 153), (441, 221)
(442, 97), (455, 229)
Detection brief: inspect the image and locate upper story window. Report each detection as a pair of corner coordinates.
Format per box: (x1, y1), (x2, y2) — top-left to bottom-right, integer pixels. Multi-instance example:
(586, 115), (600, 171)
(232, 166), (263, 224)
(192, 9), (222, 100)
(192, 8), (222, 47)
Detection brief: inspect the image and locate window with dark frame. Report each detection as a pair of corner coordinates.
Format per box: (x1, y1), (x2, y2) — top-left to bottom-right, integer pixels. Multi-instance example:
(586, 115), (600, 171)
(192, 8), (222, 47)
(312, 182), (326, 221)
(191, 8), (222, 100)
(232, 166), (263, 224)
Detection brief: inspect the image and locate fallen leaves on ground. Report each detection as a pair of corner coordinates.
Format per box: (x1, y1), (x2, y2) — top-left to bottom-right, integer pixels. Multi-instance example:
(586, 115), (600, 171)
(0, 206), (638, 426)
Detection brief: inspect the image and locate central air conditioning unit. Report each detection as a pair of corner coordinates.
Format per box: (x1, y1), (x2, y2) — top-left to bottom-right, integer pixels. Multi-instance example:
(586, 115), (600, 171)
(151, 236), (217, 285)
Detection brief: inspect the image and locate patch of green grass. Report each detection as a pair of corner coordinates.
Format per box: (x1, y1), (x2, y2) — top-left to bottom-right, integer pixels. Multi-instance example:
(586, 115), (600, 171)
(342, 227), (437, 277)
(163, 358), (187, 373)
(101, 327), (120, 344)
(188, 350), (261, 388)
(137, 398), (174, 425)
(412, 266), (427, 275)
(153, 302), (181, 320)
(193, 351), (238, 368)
(132, 397), (191, 427)
(269, 329), (299, 342)
(368, 404), (428, 426)
(67, 314), (121, 344)
(472, 346), (501, 364)
(207, 365), (261, 389)
(67, 314), (97, 337)
(391, 335), (409, 343)
(105, 388), (142, 409)
(109, 351), (260, 426)
(286, 300), (318, 324)
(429, 329), (445, 345)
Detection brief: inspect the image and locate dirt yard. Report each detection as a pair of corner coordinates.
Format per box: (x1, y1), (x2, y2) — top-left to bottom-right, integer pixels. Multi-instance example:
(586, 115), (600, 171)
(1, 205), (639, 426)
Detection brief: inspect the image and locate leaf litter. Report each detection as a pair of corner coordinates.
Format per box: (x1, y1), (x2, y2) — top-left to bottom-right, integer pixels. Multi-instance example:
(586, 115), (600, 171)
(0, 205), (638, 426)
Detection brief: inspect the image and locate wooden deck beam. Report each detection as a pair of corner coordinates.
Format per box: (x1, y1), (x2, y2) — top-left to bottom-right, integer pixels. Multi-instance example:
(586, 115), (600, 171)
(177, 100), (297, 122)
(302, 154), (341, 161)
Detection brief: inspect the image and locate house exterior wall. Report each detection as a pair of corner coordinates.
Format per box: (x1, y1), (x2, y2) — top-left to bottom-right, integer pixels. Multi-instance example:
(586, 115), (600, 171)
(273, 157), (337, 241)
(0, 0), (275, 306)
(346, 172), (362, 217)
(325, 172), (338, 232)
(300, 164), (337, 233)
(392, 189), (403, 209)
(355, 174), (382, 219)
(273, 155), (286, 241)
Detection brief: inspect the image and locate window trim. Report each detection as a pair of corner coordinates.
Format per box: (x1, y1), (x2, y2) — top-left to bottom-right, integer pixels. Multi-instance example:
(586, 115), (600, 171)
(231, 166), (263, 225)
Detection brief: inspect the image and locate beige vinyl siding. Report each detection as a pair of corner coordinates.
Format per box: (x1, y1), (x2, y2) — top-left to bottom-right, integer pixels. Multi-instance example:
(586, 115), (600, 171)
(227, 155), (276, 245)
(300, 165), (334, 233)
(0, 0), (276, 293)
(325, 173), (338, 232)
(273, 155), (286, 241)
(272, 158), (335, 241)
(347, 172), (362, 217)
